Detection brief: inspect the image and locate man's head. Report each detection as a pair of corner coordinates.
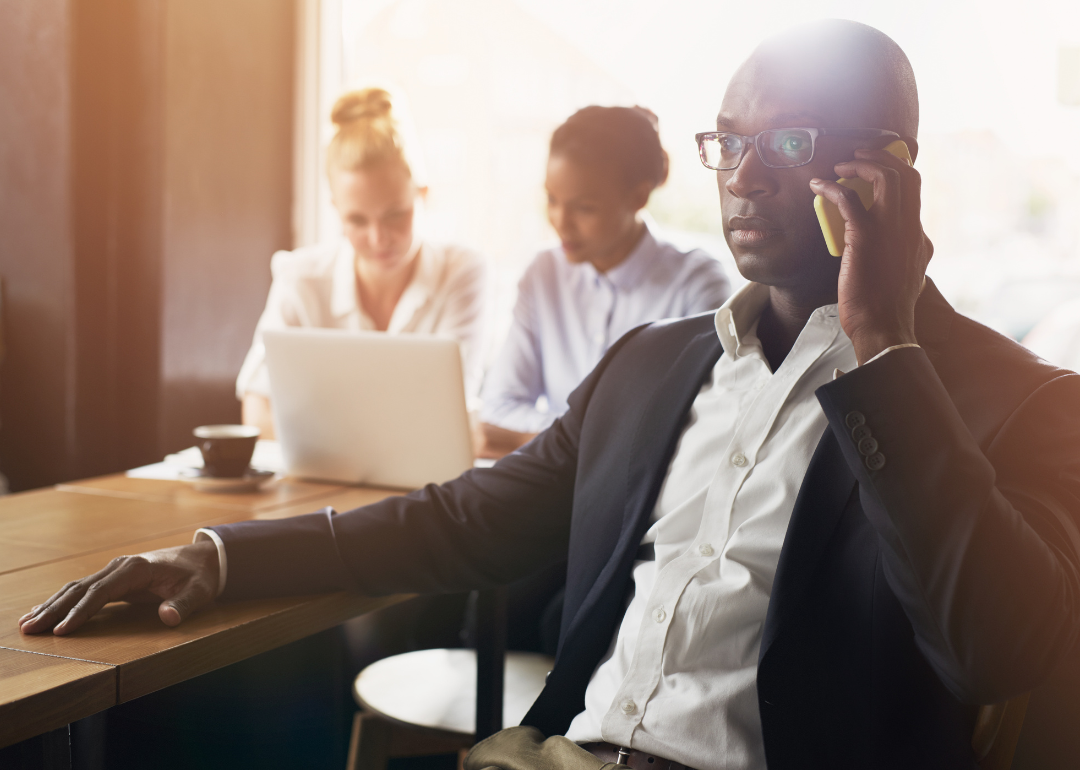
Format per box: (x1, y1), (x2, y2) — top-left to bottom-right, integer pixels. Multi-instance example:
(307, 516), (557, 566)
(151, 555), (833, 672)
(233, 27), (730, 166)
(716, 20), (919, 297)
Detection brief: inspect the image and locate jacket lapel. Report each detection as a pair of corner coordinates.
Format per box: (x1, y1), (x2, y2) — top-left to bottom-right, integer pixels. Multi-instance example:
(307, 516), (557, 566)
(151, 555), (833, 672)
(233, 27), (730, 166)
(560, 328), (723, 646)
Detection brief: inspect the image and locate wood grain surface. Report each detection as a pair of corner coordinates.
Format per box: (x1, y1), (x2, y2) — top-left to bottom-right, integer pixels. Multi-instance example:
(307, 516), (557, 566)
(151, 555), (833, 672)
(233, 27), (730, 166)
(0, 648), (115, 748)
(0, 489), (240, 576)
(0, 531), (411, 702)
(57, 473), (348, 513)
(253, 485), (401, 521)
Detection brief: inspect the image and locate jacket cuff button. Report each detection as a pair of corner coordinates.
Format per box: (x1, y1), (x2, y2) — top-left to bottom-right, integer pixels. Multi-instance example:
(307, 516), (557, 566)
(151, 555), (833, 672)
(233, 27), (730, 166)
(845, 411), (866, 429)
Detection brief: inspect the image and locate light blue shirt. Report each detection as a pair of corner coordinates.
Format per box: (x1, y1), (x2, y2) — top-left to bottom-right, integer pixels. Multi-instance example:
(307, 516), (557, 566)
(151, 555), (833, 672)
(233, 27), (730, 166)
(480, 222), (732, 433)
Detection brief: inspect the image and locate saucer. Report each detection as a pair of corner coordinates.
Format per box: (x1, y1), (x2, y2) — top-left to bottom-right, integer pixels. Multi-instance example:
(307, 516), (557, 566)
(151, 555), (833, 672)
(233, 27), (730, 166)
(178, 467), (276, 493)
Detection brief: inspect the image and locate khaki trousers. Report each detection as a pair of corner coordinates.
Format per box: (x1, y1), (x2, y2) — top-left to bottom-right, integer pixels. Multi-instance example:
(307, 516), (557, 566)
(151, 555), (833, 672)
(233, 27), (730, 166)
(465, 727), (628, 770)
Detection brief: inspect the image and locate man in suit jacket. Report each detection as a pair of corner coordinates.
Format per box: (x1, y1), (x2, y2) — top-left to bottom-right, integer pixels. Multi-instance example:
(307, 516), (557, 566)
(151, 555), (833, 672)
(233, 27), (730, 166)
(21, 19), (1080, 770)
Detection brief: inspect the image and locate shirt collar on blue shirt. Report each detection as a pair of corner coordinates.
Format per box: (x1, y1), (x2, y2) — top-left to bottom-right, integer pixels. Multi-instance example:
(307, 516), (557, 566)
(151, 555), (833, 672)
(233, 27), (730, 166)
(578, 219), (660, 292)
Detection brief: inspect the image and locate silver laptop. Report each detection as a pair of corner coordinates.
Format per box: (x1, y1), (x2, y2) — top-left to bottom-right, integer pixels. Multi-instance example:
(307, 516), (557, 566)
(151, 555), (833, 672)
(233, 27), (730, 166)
(263, 328), (474, 489)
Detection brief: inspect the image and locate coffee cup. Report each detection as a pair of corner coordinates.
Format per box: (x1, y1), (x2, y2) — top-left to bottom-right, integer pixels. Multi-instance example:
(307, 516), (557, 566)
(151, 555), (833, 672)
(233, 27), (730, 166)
(194, 425), (260, 478)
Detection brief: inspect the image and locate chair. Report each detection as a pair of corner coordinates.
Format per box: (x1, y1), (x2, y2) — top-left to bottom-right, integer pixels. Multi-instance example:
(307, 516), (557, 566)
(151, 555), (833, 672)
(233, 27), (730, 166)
(973, 693), (1031, 770)
(346, 588), (1030, 770)
(346, 588), (555, 770)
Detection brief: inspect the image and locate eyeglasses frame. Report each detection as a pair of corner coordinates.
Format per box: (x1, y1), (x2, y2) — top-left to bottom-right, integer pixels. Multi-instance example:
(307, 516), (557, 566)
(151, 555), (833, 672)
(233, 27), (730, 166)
(694, 127), (902, 171)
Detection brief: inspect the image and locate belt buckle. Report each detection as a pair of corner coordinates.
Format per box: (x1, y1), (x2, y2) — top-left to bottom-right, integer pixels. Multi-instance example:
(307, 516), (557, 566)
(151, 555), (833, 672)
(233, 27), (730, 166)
(615, 747), (632, 766)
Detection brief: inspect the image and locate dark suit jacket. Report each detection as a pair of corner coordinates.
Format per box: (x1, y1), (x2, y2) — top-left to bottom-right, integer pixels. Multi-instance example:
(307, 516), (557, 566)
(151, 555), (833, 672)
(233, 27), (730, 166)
(214, 280), (1080, 769)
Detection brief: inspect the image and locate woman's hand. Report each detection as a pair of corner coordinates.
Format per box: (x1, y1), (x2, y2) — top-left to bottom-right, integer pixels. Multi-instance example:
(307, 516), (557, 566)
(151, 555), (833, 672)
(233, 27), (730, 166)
(475, 423), (537, 460)
(18, 540), (220, 636)
(809, 147), (933, 365)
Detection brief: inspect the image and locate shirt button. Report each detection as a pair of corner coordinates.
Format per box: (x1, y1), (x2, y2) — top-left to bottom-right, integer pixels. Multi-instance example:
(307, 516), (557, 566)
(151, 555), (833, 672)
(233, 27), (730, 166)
(653, 606), (666, 623)
(621, 699), (637, 715)
(731, 452), (747, 467)
(698, 543), (714, 557)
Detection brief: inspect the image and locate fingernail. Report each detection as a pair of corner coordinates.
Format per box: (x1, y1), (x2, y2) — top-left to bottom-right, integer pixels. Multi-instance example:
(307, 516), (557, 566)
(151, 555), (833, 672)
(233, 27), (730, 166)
(809, 178), (822, 185)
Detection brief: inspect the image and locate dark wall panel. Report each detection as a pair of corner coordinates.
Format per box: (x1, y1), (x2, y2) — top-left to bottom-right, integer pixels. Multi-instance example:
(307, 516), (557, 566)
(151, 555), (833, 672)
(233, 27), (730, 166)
(0, 0), (76, 489)
(0, 0), (294, 489)
(159, 0), (293, 453)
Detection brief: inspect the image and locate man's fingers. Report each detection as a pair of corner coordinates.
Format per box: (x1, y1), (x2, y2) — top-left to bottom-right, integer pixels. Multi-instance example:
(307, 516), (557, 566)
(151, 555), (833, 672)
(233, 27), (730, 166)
(19, 579), (99, 635)
(831, 157), (902, 216)
(810, 178), (870, 228)
(52, 557), (152, 636)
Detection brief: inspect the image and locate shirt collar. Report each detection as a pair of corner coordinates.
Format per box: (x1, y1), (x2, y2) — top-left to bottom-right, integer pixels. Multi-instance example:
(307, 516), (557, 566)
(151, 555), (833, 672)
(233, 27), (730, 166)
(714, 282), (771, 358)
(601, 219), (660, 291)
(329, 240), (433, 324)
(714, 282), (843, 359)
(577, 219), (659, 291)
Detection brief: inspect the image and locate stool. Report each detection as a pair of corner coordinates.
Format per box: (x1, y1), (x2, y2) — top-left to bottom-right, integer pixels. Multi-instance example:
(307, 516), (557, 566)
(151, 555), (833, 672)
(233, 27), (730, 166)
(346, 648), (554, 770)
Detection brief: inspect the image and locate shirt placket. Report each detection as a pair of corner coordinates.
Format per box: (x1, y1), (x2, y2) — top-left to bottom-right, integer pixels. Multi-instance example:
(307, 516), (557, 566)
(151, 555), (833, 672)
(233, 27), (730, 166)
(600, 314), (842, 747)
(588, 277), (616, 357)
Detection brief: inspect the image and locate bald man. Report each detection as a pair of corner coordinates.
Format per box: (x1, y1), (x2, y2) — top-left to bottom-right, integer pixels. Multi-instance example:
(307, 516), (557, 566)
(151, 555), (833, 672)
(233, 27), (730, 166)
(21, 20), (1080, 770)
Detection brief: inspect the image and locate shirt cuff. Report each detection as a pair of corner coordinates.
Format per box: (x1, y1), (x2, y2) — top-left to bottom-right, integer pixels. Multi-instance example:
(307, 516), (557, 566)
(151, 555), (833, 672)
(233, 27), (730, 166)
(833, 343), (922, 380)
(194, 528), (228, 598)
(863, 342), (922, 366)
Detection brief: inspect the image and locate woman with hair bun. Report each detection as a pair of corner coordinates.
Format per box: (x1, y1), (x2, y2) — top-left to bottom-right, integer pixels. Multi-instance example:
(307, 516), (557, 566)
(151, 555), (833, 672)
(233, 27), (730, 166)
(237, 87), (489, 438)
(478, 105), (731, 457)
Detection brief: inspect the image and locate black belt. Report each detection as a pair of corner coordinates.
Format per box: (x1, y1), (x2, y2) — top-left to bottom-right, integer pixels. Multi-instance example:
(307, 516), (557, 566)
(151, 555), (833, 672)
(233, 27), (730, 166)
(581, 742), (698, 770)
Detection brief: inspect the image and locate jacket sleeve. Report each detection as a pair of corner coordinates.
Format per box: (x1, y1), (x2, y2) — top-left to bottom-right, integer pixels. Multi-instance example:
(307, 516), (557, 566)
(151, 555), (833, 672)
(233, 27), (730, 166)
(816, 347), (1080, 703)
(211, 325), (646, 602)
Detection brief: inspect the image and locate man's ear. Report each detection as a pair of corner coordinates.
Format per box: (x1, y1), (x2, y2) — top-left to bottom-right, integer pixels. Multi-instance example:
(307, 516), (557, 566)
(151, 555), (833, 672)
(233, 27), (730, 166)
(902, 136), (919, 164)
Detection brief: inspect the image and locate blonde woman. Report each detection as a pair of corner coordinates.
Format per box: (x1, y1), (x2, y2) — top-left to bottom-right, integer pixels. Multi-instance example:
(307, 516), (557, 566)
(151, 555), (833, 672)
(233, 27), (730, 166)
(237, 88), (489, 438)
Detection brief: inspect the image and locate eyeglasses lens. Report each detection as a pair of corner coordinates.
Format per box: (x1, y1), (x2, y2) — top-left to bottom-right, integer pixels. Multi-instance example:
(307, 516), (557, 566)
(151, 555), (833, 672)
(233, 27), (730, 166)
(759, 129), (814, 168)
(700, 134), (745, 170)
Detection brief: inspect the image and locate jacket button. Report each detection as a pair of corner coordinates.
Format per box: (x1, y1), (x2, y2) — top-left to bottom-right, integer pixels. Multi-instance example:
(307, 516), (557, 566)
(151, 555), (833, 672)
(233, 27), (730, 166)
(845, 411), (866, 429)
(858, 437), (879, 456)
(851, 424), (872, 442)
(865, 452), (886, 471)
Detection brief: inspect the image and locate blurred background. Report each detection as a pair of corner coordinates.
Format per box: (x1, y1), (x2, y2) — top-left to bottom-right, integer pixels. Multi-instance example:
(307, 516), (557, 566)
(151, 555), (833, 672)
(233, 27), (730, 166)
(2, 0), (1079, 491)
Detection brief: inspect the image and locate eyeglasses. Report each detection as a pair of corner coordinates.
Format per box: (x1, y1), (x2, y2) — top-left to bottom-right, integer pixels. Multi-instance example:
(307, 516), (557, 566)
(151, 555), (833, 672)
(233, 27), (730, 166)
(694, 127), (901, 171)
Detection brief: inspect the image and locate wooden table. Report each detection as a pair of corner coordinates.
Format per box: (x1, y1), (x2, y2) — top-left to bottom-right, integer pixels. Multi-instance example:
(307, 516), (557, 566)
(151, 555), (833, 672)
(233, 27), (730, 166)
(0, 473), (406, 758)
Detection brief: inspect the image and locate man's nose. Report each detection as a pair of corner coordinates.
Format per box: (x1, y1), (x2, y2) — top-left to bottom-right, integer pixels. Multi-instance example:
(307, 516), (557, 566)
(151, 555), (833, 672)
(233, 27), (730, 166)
(723, 144), (779, 200)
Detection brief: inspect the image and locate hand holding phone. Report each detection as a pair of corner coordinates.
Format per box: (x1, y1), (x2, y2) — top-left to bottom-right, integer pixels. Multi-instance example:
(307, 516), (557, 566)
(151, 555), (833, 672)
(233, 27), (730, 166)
(814, 139), (913, 256)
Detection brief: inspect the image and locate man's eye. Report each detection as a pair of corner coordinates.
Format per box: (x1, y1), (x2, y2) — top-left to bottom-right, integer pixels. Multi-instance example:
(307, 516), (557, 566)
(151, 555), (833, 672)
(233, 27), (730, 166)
(780, 135), (806, 154)
(719, 136), (742, 154)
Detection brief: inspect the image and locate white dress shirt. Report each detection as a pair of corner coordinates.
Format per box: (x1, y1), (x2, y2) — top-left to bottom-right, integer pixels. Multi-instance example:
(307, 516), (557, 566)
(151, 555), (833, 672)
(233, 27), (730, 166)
(480, 221), (731, 433)
(236, 238), (489, 402)
(563, 282), (858, 770)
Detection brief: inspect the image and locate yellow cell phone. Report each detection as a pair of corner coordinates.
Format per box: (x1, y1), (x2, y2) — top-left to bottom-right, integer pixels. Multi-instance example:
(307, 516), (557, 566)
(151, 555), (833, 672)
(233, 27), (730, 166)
(814, 139), (912, 257)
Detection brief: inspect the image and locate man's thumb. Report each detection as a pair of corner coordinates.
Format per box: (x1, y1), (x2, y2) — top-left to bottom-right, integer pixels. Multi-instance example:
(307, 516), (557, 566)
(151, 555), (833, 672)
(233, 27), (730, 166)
(158, 584), (207, 627)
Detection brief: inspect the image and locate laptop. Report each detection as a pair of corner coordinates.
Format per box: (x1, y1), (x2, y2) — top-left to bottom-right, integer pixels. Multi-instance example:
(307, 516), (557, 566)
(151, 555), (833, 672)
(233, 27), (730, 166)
(263, 328), (474, 489)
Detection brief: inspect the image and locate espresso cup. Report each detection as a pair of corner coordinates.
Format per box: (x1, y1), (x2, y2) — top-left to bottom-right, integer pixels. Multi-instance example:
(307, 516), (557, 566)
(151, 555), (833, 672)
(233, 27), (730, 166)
(194, 425), (260, 478)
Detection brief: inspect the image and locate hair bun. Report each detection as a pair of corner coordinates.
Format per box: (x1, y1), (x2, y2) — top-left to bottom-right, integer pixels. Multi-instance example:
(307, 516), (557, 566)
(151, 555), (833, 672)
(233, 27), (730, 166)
(331, 88), (394, 129)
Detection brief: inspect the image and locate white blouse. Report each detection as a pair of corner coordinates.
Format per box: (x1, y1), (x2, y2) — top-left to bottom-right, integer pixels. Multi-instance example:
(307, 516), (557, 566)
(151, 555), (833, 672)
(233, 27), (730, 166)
(236, 239), (489, 402)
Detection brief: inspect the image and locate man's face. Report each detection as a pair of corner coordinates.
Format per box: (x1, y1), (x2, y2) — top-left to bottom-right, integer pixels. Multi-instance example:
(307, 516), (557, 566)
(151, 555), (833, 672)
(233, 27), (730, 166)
(716, 63), (886, 293)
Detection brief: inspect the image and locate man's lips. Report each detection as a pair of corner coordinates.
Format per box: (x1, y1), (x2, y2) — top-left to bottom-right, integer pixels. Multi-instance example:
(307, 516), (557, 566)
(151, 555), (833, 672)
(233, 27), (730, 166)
(728, 216), (781, 247)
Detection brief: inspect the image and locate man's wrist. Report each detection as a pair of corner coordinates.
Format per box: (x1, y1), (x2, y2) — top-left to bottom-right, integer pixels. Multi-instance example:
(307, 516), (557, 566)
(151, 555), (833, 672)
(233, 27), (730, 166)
(850, 330), (918, 366)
